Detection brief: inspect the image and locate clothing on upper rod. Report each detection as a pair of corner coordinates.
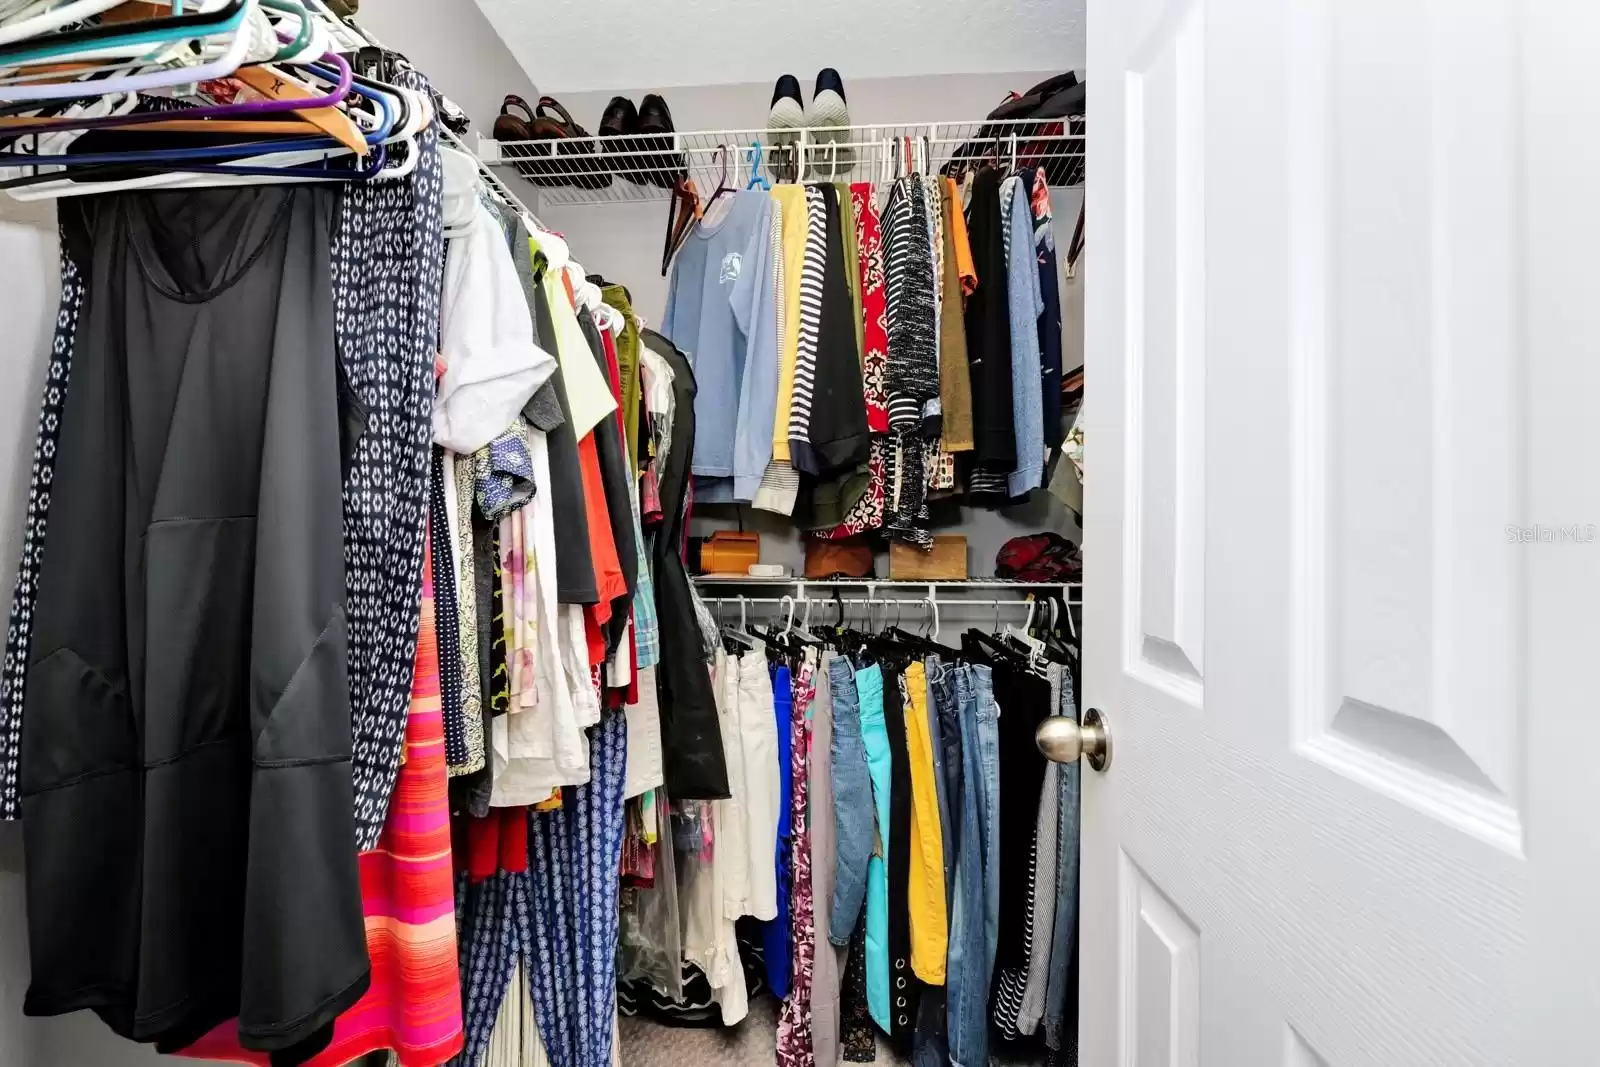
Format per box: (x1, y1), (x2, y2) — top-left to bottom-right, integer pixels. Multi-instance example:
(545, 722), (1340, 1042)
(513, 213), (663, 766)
(657, 158), (1071, 549)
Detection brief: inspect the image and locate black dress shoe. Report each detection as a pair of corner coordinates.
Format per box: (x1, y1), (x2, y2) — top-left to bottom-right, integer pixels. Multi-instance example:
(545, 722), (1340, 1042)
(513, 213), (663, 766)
(599, 95), (642, 183)
(638, 92), (686, 188)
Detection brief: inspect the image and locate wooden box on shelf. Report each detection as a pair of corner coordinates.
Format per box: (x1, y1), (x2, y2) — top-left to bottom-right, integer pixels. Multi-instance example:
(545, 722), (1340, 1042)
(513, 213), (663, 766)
(889, 535), (968, 580)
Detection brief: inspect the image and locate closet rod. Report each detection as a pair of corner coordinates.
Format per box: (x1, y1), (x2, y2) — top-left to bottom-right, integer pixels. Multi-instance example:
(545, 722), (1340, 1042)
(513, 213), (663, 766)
(699, 596), (1049, 609)
(693, 578), (1078, 590)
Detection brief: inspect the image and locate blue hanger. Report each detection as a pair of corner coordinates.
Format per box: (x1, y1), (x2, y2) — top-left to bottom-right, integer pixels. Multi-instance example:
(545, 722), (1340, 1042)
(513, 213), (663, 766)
(306, 60), (396, 145)
(746, 140), (769, 190)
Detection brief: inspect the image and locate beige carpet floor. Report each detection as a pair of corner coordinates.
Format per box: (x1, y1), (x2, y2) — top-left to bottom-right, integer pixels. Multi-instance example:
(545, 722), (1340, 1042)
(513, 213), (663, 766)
(617, 995), (1050, 1066)
(617, 996), (913, 1067)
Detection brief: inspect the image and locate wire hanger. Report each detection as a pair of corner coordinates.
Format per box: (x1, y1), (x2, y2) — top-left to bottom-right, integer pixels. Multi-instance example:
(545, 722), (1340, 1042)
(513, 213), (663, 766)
(745, 139), (768, 190)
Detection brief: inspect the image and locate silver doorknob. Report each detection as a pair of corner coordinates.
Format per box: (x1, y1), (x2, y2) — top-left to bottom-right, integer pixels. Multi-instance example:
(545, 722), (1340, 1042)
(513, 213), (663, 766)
(1035, 707), (1111, 771)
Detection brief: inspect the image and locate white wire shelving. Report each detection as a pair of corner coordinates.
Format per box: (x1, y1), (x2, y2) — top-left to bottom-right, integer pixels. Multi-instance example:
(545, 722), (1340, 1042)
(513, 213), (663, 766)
(692, 575), (1079, 614)
(477, 118), (1084, 207)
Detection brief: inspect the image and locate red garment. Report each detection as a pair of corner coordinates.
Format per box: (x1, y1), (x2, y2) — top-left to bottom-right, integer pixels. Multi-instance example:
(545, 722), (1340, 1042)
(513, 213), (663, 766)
(815, 186), (890, 541)
(464, 806), (531, 882)
(852, 182), (890, 433)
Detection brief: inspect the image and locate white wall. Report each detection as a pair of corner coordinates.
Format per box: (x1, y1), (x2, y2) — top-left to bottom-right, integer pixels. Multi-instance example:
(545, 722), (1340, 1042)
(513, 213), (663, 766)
(475, 0), (1085, 94)
(532, 73), (1085, 583)
(360, 0), (540, 133)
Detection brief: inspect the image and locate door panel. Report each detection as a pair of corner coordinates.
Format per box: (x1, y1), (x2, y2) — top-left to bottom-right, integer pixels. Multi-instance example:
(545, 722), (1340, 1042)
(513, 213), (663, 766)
(1080, 1), (1578, 1064)
(1287, 0), (1523, 849)
(1121, 853), (1200, 1067)
(1125, 0), (1206, 699)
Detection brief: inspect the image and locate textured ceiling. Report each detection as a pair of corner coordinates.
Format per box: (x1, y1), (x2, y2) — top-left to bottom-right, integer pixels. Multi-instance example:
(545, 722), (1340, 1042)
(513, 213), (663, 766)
(474, 0), (1086, 94)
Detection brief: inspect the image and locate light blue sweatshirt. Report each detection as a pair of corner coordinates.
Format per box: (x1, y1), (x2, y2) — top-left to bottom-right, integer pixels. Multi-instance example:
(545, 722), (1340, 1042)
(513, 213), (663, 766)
(662, 190), (778, 501)
(1004, 175), (1045, 496)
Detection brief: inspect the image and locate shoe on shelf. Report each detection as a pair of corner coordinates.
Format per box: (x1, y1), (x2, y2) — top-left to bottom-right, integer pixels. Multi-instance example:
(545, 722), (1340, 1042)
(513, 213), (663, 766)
(637, 92), (686, 188)
(766, 73), (804, 182)
(599, 95), (643, 184)
(809, 67), (852, 179)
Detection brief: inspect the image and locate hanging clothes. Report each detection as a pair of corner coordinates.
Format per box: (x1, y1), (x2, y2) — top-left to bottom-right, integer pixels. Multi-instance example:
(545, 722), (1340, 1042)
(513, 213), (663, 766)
(786, 186), (829, 474)
(435, 200), (557, 455)
(806, 653), (847, 1067)
(0, 233), (83, 825)
(1001, 173), (1046, 498)
(662, 189), (779, 502)
(21, 186), (368, 1054)
(776, 652), (818, 1067)
(525, 708), (629, 1067)
(336, 71), (448, 850)
(1029, 168), (1066, 455)
(801, 184), (871, 476)
(962, 168), (1017, 486)
(937, 177), (977, 454)
(179, 529), (464, 1067)
(642, 330), (730, 800)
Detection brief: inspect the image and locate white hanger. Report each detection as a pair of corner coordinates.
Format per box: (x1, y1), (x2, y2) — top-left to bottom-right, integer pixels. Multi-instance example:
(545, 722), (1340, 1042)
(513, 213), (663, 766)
(0, 0), (257, 100)
(1004, 598), (1046, 661)
(0, 0), (254, 76)
(0, 0), (135, 47)
(718, 595), (758, 649)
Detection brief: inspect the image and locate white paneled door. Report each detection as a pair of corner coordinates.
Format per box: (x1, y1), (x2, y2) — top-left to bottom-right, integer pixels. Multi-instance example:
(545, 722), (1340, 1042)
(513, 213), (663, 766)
(1075, 1), (1600, 1065)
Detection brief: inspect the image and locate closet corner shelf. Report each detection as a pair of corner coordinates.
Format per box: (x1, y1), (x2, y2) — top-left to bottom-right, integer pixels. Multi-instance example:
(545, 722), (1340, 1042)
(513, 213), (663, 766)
(475, 119), (1085, 208)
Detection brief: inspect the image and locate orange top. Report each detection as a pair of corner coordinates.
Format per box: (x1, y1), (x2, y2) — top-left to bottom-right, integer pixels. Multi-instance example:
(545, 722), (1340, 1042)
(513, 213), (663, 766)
(944, 177), (978, 302)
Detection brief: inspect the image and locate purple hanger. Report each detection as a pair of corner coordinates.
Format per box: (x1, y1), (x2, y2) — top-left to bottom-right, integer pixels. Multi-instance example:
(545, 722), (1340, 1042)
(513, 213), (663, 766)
(0, 49), (353, 134)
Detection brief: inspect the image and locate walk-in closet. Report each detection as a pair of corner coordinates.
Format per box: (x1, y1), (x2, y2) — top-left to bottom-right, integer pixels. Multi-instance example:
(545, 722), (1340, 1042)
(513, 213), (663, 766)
(1, 3), (1594, 1067)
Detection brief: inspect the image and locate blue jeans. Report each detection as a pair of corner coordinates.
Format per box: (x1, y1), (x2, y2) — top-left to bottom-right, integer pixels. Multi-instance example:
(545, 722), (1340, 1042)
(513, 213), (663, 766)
(1045, 667), (1081, 1049)
(854, 665), (893, 1033)
(946, 665), (1000, 1067)
(927, 656), (962, 905)
(828, 657), (873, 947)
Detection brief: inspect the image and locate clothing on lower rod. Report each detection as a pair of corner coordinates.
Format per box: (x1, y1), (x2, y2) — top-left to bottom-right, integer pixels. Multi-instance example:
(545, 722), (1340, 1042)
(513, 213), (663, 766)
(881, 664), (920, 1043)
(855, 663), (893, 1033)
(828, 657), (872, 946)
(946, 664), (1000, 1067)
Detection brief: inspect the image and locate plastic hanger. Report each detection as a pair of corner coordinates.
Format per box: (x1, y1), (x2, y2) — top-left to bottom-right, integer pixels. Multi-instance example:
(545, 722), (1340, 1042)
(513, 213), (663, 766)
(660, 173), (698, 275)
(0, 0), (247, 67)
(780, 595), (822, 646)
(745, 139), (768, 191)
(0, 58), (394, 191)
(0, 32), (353, 131)
(261, 0), (309, 60)
(0, 0), (254, 101)
(0, 0), (132, 48)
(700, 142), (733, 216)
(720, 595), (759, 650)
(0, 0), (243, 64)
(2, 49), (379, 168)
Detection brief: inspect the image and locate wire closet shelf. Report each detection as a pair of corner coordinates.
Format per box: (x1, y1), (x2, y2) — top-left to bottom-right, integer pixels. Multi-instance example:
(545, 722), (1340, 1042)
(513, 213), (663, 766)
(476, 118), (1085, 207)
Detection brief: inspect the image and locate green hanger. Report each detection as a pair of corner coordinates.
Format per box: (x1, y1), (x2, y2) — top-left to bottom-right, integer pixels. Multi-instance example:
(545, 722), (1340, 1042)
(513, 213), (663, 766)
(261, 0), (312, 62)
